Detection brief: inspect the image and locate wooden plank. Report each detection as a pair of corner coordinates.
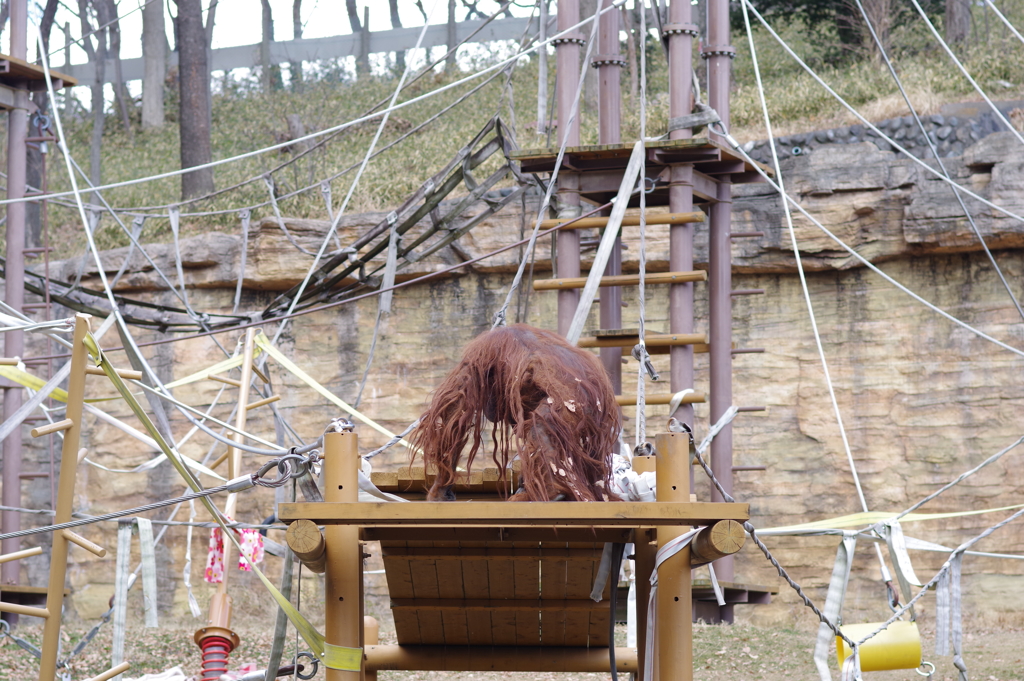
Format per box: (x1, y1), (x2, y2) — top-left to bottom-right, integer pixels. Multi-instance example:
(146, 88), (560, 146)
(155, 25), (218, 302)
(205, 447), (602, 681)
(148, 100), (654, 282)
(588, 607), (612, 647)
(579, 332), (708, 349)
(280, 501), (750, 526)
(381, 546), (610, 560)
(391, 598), (603, 611)
(433, 541), (468, 645)
(562, 542), (600, 646)
(380, 542), (415, 599)
(408, 545), (444, 645)
(617, 392), (707, 406)
(513, 542), (541, 645)
(539, 542), (568, 646)
(363, 527), (635, 543)
(458, 541), (493, 646)
(486, 540), (517, 645)
(534, 270), (707, 291)
(538, 211), (706, 230)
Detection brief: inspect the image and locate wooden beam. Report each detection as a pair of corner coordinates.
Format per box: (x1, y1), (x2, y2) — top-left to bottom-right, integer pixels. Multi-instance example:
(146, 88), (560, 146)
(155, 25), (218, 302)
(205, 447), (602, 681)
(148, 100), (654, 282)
(0, 546), (43, 564)
(279, 501), (748, 526)
(364, 644), (637, 673)
(390, 598), (605, 611)
(690, 520), (746, 567)
(285, 519), (326, 574)
(534, 270), (706, 291)
(84, 662), (132, 681)
(616, 392), (706, 406)
(0, 601), (49, 618)
(538, 211), (706, 230)
(362, 527), (635, 543)
(579, 332), (708, 349)
(61, 530), (107, 558)
(207, 373), (241, 387)
(30, 418), (73, 438)
(85, 366), (143, 380)
(246, 394), (281, 411)
(382, 546), (606, 561)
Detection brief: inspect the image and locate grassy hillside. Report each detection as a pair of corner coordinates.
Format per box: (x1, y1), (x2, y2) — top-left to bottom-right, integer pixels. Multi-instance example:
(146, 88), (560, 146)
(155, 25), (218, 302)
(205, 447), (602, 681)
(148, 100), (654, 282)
(12, 4), (1024, 256)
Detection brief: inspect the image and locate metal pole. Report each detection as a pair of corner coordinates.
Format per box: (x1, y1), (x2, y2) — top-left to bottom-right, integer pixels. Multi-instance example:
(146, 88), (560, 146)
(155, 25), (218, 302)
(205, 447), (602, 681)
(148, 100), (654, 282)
(555, 0), (582, 336)
(2, 0), (29, 589)
(536, 0), (548, 134)
(706, 0), (737, 615)
(596, 0), (624, 392)
(666, 0), (696, 429)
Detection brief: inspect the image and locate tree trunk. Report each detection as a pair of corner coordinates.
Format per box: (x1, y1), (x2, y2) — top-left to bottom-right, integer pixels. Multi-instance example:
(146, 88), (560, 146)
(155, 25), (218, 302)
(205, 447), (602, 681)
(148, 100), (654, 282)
(260, 0), (273, 92)
(101, 0), (133, 139)
(77, 0), (106, 200)
(388, 0), (404, 75)
(204, 0), (218, 122)
(621, 5), (637, 101)
(177, 0), (214, 199)
(346, 0), (368, 78)
(142, 0), (166, 128)
(445, 0), (457, 72)
(291, 0), (303, 91)
(946, 0), (971, 45)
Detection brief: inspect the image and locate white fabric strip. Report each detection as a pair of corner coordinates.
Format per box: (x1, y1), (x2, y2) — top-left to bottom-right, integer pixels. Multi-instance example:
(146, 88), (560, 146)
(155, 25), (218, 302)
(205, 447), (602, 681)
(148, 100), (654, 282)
(813, 531), (858, 681)
(136, 517), (159, 628)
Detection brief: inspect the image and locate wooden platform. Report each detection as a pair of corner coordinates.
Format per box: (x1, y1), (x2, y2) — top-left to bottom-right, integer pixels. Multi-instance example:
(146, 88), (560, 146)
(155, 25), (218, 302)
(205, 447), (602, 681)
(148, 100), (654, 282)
(509, 138), (773, 208)
(0, 54), (77, 88)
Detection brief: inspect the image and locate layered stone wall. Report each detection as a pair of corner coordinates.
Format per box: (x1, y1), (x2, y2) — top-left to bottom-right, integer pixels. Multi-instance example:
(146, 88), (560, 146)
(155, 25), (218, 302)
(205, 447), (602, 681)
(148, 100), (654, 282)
(7, 132), (1024, 631)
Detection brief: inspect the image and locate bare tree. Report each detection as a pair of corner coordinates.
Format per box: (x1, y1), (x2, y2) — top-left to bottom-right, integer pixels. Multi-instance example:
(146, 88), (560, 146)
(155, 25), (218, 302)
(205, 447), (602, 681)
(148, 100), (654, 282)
(77, 0), (108, 199)
(445, 0), (457, 72)
(260, 0), (276, 92)
(142, 0), (167, 128)
(388, 0), (404, 74)
(0, 1), (9, 43)
(946, 0), (971, 46)
(99, 0), (133, 139)
(175, 0), (214, 198)
(291, 0), (304, 91)
(346, 0), (368, 77)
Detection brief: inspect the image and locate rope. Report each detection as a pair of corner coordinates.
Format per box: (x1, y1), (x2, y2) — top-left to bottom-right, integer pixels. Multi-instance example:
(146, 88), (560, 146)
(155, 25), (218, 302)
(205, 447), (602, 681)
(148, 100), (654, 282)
(738, 0), (886, 579)
(852, 0), (1024, 322)
(633, 0), (651, 451)
(983, 0), (1024, 46)
(7, 2), (626, 210)
(905, 0), (1024, 147)
(715, 124), (1024, 360)
(363, 418), (421, 460)
(737, 0), (1024, 227)
(492, 0), (603, 328)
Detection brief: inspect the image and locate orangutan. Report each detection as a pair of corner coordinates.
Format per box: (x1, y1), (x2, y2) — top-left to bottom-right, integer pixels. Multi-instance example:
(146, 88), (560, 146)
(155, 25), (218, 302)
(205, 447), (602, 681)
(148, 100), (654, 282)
(410, 324), (621, 502)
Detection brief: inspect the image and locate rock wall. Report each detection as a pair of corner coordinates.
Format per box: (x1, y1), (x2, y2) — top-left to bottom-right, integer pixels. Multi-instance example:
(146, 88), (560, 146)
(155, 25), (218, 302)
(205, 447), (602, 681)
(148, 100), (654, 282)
(7, 132), (1024, 631)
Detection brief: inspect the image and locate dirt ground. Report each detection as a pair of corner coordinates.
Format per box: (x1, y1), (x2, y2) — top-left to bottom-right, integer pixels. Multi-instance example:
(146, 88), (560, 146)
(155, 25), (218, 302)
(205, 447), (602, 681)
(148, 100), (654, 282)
(2, 613), (1021, 681)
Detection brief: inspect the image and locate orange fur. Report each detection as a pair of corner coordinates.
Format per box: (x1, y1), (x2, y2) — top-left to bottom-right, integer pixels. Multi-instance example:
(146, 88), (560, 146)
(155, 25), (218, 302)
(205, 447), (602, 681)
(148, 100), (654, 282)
(411, 324), (621, 501)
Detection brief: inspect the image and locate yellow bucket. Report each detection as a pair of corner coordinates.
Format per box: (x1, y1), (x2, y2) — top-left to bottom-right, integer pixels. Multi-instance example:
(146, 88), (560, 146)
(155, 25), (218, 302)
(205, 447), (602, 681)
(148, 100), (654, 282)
(836, 621), (921, 672)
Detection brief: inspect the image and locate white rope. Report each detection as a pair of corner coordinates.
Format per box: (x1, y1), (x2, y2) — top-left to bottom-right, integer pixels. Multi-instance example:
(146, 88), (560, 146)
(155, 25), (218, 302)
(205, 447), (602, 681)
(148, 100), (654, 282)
(905, 0), (1024, 147)
(717, 126), (1024, 360)
(491, 1), (604, 328)
(269, 1), (440, 349)
(633, 0), (650, 451)
(738, 0), (1024, 227)
(983, 0), (1024, 46)
(738, 0), (893, 587)
(5, 2), (627, 209)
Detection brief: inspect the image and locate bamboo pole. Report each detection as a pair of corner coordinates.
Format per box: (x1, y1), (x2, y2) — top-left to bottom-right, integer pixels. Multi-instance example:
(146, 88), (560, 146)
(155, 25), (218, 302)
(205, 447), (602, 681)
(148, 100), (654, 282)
(38, 314), (91, 681)
(323, 431), (362, 680)
(219, 327), (257, 595)
(655, 432), (692, 681)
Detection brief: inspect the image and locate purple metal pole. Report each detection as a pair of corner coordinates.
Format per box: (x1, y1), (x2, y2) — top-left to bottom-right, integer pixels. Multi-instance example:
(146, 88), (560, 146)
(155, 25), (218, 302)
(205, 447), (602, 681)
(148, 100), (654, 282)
(556, 0), (582, 336)
(706, 0), (737, 610)
(596, 0), (623, 391)
(2, 0), (29, 588)
(667, 0), (695, 428)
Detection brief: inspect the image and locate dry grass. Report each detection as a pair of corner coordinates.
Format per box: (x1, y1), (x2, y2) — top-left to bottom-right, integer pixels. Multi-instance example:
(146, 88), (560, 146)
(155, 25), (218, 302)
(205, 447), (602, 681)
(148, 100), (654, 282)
(2, 615), (1022, 680)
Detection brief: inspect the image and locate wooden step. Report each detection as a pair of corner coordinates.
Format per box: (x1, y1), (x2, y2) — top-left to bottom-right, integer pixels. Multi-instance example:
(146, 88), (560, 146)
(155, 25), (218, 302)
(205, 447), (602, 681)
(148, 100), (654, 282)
(616, 392), (706, 406)
(579, 332), (708, 349)
(540, 210), (706, 230)
(534, 270), (706, 291)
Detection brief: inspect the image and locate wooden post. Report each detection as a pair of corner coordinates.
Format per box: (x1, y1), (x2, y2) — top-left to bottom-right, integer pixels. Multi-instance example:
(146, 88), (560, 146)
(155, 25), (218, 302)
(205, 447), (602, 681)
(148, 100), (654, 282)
(363, 617), (379, 681)
(324, 431), (363, 680)
(631, 455), (656, 681)
(655, 432), (691, 681)
(37, 314), (91, 681)
(219, 327), (257, 594)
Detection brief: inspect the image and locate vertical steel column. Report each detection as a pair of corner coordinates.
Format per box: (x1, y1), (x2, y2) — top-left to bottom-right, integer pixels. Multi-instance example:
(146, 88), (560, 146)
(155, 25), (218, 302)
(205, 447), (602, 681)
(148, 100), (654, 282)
(596, 0), (624, 391)
(705, 0), (737, 611)
(666, 0), (696, 428)
(323, 431), (363, 680)
(2, 0), (29, 587)
(655, 432), (692, 681)
(555, 0), (582, 336)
